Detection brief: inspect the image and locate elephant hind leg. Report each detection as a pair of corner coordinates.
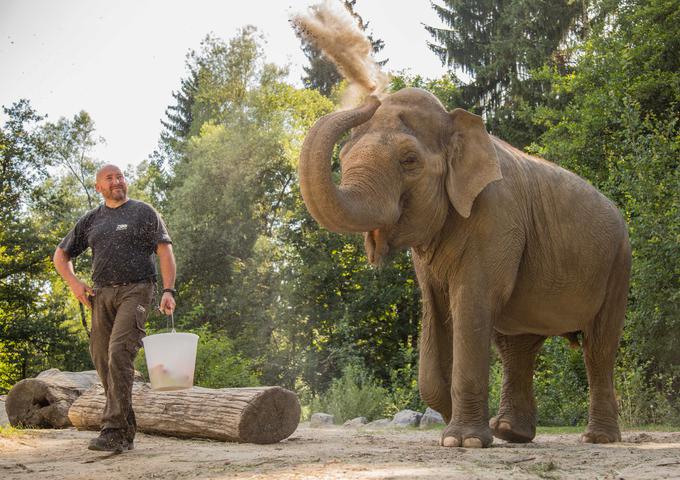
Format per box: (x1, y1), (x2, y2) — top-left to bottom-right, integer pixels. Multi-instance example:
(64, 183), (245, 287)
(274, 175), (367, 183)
(490, 331), (545, 443)
(581, 242), (630, 444)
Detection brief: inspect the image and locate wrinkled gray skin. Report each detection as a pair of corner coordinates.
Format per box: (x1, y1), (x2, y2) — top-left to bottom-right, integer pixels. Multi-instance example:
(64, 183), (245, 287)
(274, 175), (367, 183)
(298, 88), (631, 448)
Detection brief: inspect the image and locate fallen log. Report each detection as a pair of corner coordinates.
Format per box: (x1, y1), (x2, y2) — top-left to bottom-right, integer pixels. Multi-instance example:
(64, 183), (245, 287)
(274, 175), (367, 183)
(5, 369), (100, 428)
(69, 383), (301, 444)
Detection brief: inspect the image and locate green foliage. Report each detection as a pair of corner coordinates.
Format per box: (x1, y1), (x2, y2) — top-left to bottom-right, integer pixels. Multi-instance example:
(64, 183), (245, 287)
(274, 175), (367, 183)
(384, 345), (425, 416)
(0, 101), (93, 392)
(425, 0), (607, 147)
(525, 0), (680, 420)
(534, 339), (589, 426)
(311, 363), (388, 423)
(616, 350), (677, 426)
(390, 72), (464, 110)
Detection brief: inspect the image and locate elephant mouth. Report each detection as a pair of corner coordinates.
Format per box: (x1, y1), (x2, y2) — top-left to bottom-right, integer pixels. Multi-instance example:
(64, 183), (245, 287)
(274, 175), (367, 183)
(364, 228), (390, 266)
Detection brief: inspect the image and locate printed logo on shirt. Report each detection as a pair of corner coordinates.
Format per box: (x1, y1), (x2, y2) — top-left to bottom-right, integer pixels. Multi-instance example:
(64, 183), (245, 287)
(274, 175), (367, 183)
(116, 224), (128, 231)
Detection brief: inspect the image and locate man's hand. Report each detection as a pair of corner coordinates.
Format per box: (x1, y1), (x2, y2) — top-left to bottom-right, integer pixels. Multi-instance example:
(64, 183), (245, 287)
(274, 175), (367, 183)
(69, 279), (94, 309)
(159, 291), (176, 315)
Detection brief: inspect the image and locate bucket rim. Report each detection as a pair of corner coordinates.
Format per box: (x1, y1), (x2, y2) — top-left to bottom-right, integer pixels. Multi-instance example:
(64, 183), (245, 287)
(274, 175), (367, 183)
(142, 332), (199, 342)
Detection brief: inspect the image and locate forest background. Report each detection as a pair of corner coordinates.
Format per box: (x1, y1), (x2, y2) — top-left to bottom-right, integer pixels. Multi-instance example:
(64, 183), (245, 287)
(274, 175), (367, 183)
(1, 0), (678, 427)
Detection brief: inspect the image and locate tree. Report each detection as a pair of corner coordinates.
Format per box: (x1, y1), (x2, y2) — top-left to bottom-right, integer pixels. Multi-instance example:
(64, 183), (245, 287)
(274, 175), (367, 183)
(527, 0), (680, 420)
(0, 101), (92, 392)
(425, 0), (605, 146)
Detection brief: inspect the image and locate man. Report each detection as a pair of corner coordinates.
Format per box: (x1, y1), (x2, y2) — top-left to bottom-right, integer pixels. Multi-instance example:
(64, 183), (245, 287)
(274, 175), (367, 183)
(53, 164), (176, 453)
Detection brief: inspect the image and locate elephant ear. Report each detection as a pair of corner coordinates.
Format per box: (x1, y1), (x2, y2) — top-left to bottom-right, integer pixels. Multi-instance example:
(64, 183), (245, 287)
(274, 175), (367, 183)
(446, 109), (503, 218)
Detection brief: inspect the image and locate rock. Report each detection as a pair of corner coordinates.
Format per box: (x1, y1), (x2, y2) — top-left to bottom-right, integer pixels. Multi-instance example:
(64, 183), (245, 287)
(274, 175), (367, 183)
(363, 418), (392, 428)
(419, 407), (445, 428)
(310, 412), (335, 427)
(343, 416), (367, 427)
(0, 397), (8, 426)
(392, 409), (423, 427)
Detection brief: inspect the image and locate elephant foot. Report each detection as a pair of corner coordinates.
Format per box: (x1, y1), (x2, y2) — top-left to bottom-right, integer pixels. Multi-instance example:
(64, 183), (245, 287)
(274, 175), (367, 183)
(440, 423), (493, 448)
(489, 413), (535, 443)
(580, 425), (621, 444)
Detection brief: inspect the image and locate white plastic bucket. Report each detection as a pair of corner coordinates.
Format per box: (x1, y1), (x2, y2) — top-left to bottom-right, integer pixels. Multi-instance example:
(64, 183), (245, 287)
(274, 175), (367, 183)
(142, 332), (199, 391)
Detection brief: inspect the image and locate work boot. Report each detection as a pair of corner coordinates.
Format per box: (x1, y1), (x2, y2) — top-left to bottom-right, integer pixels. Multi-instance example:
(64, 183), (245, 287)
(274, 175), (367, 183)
(87, 428), (129, 453)
(126, 410), (137, 450)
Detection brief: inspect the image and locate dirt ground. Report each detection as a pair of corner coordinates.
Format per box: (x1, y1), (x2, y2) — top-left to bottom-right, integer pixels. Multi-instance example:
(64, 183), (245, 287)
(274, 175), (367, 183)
(1, 424), (679, 480)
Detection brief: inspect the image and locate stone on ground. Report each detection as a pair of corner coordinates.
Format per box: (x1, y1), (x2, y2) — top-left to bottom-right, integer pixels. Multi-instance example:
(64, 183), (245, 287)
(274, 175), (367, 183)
(363, 418), (392, 428)
(310, 412), (335, 427)
(343, 417), (367, 427)
(419, 407), (445, 428)
(392, 409), (422, 427)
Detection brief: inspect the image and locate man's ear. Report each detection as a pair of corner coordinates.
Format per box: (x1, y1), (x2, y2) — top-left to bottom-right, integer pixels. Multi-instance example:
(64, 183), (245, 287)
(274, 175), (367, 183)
(445, 109), (503, 218)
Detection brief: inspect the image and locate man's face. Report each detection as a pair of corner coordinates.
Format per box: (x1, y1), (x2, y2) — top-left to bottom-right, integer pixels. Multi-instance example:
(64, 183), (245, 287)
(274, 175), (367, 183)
(95, 166), (128, 202)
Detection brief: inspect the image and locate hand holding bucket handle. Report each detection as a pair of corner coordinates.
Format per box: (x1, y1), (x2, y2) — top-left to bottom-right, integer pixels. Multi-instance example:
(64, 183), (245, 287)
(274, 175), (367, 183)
(159, 289), (176, 315)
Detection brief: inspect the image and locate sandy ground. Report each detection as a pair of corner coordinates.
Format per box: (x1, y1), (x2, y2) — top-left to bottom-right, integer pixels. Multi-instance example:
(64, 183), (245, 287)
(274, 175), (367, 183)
(1, 424), (680, 480)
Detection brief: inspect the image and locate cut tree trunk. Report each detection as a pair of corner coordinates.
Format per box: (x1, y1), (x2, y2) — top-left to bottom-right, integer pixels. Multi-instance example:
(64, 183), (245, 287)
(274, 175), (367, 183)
(69, 383), (301, 444)
(5, 369), (101, 428)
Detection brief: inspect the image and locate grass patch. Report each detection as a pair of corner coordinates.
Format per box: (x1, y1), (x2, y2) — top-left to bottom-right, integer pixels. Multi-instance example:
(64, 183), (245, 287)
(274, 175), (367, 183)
(536, 424), (679, 435)
(536, 425), (584, 434)
(0, 424), (27, 438)
(622, 424), (679, 432)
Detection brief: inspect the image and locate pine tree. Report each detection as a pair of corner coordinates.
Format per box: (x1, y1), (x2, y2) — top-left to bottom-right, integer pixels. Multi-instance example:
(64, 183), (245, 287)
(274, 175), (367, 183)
(425, 0), (590, 114)
(296, 0), (387, 97)
(160, 67), (199, 153)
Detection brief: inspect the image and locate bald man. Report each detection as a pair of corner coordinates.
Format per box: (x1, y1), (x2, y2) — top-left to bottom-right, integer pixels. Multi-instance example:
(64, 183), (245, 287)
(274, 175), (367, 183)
(54, 164), (176, 453)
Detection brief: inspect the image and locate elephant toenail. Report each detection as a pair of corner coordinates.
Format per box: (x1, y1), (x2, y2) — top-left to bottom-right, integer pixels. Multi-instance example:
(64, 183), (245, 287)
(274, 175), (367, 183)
(463, 437), (484, 448)
(442, 436), (460, 447)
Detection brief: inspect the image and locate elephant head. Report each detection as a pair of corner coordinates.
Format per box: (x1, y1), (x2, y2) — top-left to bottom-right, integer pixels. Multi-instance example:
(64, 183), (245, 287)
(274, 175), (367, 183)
(299, 87), (502, 265)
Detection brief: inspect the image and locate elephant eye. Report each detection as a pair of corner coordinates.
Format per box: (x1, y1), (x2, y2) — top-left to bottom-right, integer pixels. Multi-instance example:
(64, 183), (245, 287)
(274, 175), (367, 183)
(401, 152), (418, 167)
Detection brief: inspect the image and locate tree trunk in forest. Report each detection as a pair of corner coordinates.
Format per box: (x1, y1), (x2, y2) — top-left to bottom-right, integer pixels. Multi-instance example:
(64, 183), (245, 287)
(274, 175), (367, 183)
(69, 383), (301, 444)
(5, 369), (101, 428)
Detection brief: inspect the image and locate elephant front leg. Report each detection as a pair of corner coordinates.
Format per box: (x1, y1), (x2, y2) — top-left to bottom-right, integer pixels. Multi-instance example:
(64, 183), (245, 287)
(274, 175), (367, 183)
(414, 257), (453, 422)
(489, 331), (545, 443)
(441, 302), (494, 448)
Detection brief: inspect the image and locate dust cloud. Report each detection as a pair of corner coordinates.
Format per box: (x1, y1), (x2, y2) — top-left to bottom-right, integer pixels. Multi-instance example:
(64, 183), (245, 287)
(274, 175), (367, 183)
(291, 0), (389, 108)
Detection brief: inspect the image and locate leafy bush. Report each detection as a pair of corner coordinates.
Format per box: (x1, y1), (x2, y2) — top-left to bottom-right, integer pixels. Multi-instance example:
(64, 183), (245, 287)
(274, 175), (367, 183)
(534, 338), (589, 426)
(616, 350), (678, 426)
(385, 345), (425, 416)
(311, 363), (388, 423)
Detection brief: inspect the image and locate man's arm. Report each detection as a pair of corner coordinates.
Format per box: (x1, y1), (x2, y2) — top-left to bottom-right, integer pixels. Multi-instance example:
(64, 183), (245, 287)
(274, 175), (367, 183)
(53, 247), (94, 308)
(156, 242), (176, 315)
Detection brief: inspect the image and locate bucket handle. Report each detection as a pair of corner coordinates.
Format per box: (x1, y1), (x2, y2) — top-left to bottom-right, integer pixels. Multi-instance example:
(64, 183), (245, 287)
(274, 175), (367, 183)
(166, 312), (176, 333)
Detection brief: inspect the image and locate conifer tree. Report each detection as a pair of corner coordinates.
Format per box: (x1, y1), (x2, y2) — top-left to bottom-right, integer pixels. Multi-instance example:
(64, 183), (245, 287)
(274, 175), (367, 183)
(425, 0), (589, 114)
(160, 67), (199, 153)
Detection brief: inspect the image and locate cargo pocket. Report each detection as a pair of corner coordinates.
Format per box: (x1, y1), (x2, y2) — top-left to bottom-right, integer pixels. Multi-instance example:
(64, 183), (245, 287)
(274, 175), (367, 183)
(134, 303), (148, 347)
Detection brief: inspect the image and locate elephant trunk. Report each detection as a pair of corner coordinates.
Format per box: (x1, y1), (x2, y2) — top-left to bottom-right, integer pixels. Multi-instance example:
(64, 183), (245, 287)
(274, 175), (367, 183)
(299, 96), (397, 234)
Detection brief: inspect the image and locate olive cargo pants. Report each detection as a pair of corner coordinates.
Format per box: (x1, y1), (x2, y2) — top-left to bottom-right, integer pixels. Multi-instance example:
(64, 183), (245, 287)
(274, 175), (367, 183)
(90, 281), (155, 431)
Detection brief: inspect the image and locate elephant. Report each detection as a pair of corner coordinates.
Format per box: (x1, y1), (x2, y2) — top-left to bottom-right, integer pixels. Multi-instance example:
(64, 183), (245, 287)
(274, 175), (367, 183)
(298, 88), (631, 448)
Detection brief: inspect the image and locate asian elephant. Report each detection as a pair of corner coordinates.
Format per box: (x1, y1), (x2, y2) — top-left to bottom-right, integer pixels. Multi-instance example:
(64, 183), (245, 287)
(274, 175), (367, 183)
(298, 88), (631, 448)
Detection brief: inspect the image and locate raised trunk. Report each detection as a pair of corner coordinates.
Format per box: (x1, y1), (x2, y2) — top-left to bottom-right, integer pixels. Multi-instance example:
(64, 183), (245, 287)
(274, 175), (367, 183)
(299, 96), (396, 233)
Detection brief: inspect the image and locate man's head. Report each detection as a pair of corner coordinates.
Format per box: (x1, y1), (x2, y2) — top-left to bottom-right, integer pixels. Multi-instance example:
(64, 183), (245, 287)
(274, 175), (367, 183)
(95, 164), (128, 205)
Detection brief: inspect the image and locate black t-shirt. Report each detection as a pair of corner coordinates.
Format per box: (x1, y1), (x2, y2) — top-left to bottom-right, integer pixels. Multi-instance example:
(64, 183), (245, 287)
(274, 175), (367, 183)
(59, 199), (172, 287)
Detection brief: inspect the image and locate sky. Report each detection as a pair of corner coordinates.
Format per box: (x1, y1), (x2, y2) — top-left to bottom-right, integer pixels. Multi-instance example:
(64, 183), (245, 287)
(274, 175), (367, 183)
(1, 0), (449, 171)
